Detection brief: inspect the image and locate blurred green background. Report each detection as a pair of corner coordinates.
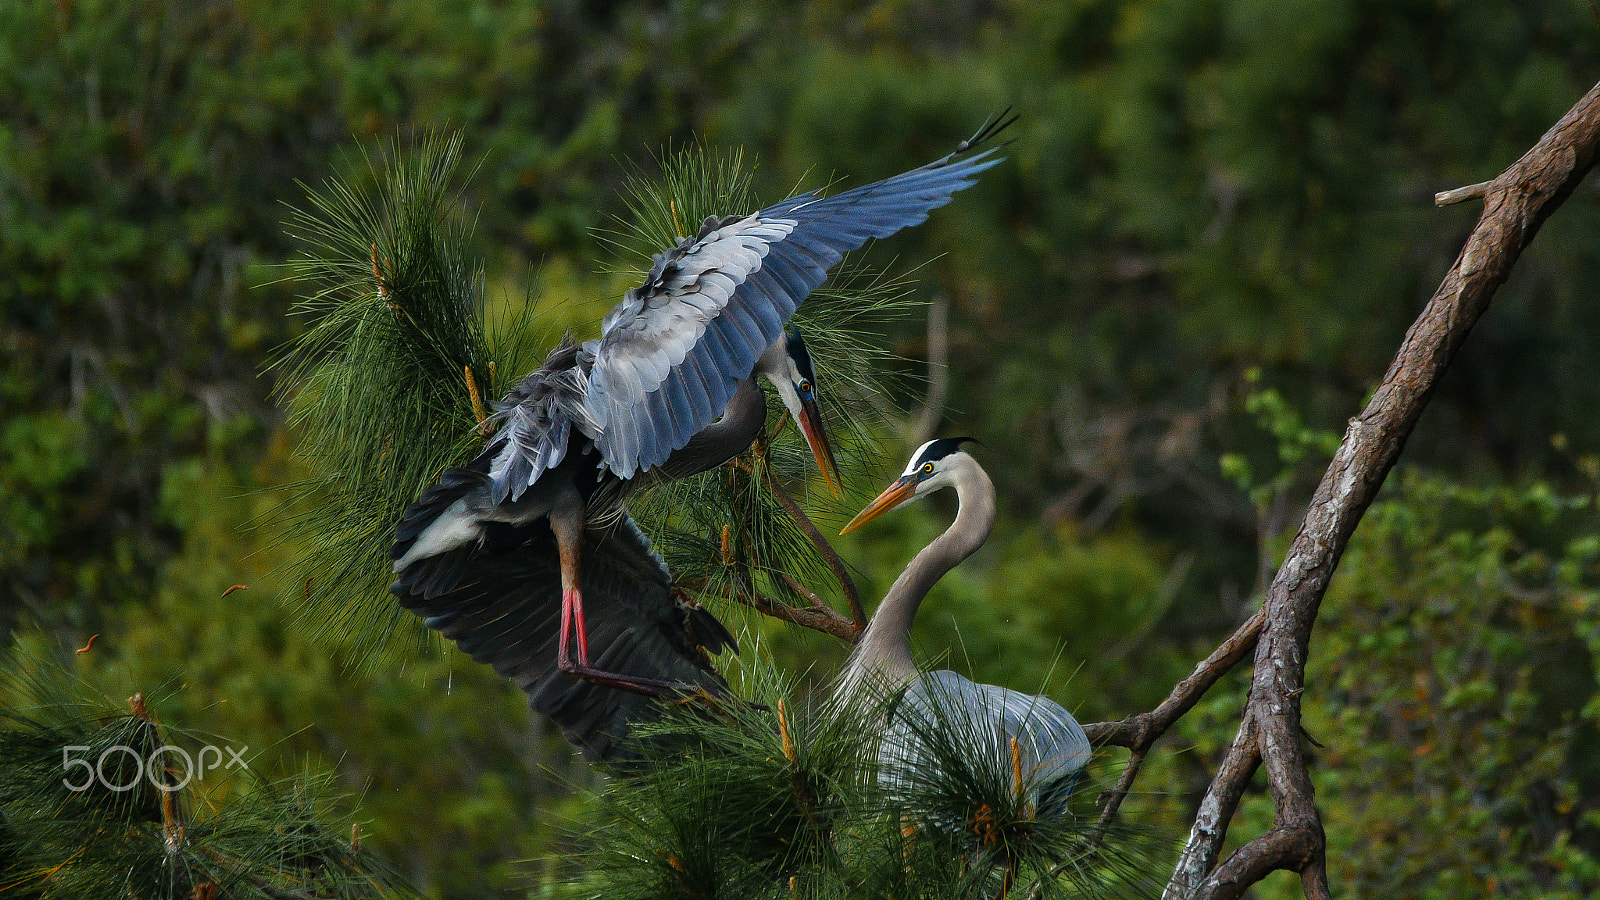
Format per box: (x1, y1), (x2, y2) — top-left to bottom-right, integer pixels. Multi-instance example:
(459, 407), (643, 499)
(5, 0), (1600, 896)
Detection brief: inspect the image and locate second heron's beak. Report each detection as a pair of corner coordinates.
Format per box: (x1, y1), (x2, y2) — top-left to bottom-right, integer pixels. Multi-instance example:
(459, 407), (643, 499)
(797, 393), (843, 497)
(840, 476), (916, 534)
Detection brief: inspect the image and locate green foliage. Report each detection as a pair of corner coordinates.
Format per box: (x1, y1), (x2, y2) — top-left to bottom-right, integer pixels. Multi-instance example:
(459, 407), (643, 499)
(1146, 451), (1600, 898)
(0, 653), (411, 899)
(1301, 471), (1600, 896)
(271, 131), (543, 659)
(9, 0), (1600, 893)
(579, 665), (1167, 899)
(52, 458), (589, 899)
(1218, 369), (1344, 506)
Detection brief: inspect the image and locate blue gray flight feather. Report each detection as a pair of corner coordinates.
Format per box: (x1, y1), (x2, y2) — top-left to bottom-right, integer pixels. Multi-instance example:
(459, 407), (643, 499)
(488, 112), (1012, 501)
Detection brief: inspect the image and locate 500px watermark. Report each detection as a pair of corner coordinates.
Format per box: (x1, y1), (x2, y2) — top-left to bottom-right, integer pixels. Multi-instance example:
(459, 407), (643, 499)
(61, 744), (249, 793)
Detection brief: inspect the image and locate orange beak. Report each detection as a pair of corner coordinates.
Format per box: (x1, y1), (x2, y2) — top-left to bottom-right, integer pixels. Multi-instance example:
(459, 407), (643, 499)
(840, 476), (917, 534)
(797, 394), (843, 497)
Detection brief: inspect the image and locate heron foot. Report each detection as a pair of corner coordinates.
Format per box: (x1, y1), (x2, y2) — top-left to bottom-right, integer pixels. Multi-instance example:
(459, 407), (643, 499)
(670, 687), (722, 708)
(556, 657), (709, 699)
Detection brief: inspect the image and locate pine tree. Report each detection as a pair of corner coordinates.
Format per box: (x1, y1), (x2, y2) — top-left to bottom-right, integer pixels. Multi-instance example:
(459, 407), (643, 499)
(0, 654), (412, 899)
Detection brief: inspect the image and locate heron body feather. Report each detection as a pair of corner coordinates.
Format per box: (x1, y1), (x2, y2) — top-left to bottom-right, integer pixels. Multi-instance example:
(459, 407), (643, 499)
(881, 670), (1091, 818)
(484, 339), (597, 505)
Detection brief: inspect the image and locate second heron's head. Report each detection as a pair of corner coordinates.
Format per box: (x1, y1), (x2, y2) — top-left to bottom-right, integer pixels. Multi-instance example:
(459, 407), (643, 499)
(757, 329), (843, 496)
(840, 437), (979, 534)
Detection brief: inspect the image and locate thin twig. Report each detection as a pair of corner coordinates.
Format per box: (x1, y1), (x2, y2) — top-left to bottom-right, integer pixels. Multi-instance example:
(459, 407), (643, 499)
(1083, 608), (1263, 749)
(691, 576), (860, 643)
(777, 571), (827, 609)
(1074, 608), (1262, 846)
(130, 694), (187, 863)
(1090, 747), (1146, 839)
(1433, 180), (1492, 206)
(732, 456), (866, 634)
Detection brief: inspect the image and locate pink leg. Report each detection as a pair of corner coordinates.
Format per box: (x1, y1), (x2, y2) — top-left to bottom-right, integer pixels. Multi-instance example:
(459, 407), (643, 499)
(557, 582), (573, 663)
(548, 500), (693, 697)
(571, 585), (590, 662)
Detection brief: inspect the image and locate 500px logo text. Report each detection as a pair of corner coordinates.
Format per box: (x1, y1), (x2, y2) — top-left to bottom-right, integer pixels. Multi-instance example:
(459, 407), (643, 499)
(61, 744), (249, 793)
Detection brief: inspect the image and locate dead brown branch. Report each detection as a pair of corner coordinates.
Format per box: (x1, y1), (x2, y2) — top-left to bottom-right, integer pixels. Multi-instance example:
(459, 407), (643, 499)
(689, 578), (861, 643)
(731, 455), (866, 636)
(1148, 79), (1600, 898)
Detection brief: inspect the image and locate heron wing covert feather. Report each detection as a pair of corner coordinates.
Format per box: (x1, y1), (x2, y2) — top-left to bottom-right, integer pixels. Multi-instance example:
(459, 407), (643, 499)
(589, 144), (1005, 479)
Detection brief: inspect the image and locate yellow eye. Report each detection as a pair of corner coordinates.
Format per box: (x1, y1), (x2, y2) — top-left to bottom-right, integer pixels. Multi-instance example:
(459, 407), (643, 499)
(920, 462), (935, 475)
(799, 380), (812, 394)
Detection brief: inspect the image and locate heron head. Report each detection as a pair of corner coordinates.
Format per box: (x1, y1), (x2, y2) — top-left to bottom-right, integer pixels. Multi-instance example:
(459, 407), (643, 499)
(841, 437), (978, 533)
(758, 329), (843, 496)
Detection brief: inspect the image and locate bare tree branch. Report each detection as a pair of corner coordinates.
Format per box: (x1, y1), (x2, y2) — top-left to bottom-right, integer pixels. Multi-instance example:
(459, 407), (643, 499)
(1164, 713), (1262, 900)
(1080, 609), (1262, 834)
(1083, 609), (1264, 751)
(686, 580), (862, 643)
(731, 456), (866, 636)
(1159, 79), (1600, 898)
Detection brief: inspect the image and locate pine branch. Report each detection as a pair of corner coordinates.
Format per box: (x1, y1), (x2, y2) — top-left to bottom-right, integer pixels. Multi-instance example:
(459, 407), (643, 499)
(0, 653), (414, 898)
(731, 455), (866, 637)
(266, 132), (545, 664)
(583, 670), (1166, 899)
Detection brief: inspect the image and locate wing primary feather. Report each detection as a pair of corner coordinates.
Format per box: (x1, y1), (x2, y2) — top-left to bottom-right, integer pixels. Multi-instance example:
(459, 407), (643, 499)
(697, 316), (742, 379)
(588, 118), (1006, 481)
(672, 348), (720, 425)
(760, 243), (824, 311)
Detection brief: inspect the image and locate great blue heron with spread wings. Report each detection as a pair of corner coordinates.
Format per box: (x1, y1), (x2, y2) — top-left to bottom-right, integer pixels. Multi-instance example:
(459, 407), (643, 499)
(838, 437), (1092, 816)
(388, 114), (1014, 761)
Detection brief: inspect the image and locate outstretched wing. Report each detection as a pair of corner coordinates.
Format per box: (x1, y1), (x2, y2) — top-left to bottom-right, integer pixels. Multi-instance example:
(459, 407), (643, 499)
(392, 513), (735, 763)
(588, 114), (1013, 478)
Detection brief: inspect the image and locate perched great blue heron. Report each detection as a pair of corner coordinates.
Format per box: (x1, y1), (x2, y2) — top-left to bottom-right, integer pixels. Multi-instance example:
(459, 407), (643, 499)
(838, 438), (1092, 816)
(389, 116), (1013, 761)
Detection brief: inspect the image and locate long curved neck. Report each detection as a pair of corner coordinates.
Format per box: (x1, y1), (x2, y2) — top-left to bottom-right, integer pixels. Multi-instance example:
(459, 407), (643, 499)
(653, 378), (766, 480)
(839, 455), (995, 697)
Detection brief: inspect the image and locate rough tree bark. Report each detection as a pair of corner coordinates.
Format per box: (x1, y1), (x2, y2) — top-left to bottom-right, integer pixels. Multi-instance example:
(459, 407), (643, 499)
(1124, 79), (1600, 898)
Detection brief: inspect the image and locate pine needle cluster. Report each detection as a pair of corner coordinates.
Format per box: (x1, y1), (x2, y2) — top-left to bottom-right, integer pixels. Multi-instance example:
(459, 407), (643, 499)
(270, 132), (542, 658)
(579, 666), (1167, 899)
(0, 655), (412, 899)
